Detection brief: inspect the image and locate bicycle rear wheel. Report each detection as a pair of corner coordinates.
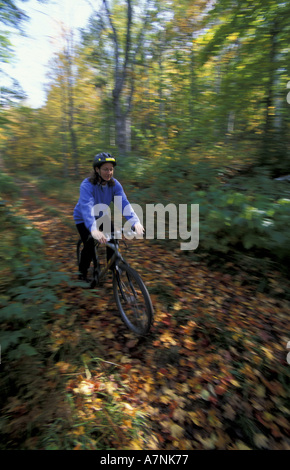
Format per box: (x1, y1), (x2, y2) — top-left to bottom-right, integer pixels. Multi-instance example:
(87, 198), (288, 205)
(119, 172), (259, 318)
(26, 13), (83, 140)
(113, 262), (153, 336)
(77, 239), (82, 268)
(76, 238), (99, 283)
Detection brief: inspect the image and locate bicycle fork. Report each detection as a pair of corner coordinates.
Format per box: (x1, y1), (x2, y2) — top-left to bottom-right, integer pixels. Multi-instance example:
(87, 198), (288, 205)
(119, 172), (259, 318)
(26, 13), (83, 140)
(115, 266), (138, 304)
(92, 248), (119, 285)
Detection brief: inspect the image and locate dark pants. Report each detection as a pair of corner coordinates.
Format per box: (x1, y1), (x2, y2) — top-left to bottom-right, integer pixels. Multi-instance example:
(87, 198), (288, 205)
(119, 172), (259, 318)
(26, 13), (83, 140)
(76, 220), (115, 277)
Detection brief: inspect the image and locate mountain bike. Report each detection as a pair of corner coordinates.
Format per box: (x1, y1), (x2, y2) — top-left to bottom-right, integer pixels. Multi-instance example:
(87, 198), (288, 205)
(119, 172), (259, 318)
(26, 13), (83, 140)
(76, 230), (154, 336)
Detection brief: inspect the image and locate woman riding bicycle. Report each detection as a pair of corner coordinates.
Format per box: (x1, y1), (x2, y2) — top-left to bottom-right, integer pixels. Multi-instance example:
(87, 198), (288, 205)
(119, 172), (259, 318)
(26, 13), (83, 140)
(73, 152), (144, 285)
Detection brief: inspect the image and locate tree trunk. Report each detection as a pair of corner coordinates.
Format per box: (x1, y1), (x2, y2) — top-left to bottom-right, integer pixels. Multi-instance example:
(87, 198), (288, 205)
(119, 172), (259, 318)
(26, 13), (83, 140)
(114, 100), (128, 156)
(60, 76), (69, 178)
(66, 33), (79, 177)
(103, 0), (151, 158)
(260, 21), (279, 167)
(189, 45), (196, 146)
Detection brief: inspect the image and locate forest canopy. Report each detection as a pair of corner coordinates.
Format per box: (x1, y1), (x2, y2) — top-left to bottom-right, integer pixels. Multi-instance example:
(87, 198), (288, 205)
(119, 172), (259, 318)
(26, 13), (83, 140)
(1, 0), (290, 260)
(0, 0), (289, 177)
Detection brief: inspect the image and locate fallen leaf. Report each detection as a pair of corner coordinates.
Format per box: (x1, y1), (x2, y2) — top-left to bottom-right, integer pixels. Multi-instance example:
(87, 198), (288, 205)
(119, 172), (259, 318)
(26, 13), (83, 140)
(254, 433), (269, 449)
(172, 407), (186, 423)
(236, 441), (252, 450)
(255, 384), (266, 398)
(196, 433), (217, 449)
(223, 404), (236, 421)
(126, 339), (138, 349)
(170, 423), (184, 439)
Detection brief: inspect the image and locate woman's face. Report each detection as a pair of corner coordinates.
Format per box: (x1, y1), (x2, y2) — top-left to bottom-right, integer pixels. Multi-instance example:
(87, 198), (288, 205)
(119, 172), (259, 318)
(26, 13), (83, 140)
(98, 163), (114, 182)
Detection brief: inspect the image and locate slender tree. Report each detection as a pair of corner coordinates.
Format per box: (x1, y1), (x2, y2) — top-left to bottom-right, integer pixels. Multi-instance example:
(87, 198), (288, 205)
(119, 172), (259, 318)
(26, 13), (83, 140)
(82, 0), (154, 158)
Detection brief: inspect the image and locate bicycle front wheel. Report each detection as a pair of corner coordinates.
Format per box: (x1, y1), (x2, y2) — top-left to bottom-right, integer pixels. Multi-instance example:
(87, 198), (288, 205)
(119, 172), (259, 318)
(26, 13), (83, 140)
(113, 263), (153, 336)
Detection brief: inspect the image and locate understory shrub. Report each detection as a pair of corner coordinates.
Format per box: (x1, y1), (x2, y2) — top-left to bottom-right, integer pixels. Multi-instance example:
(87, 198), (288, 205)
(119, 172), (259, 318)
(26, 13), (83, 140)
(192, 179), (290, 259)
(129, 158), (290, 261)
(0, 181), (69, 362)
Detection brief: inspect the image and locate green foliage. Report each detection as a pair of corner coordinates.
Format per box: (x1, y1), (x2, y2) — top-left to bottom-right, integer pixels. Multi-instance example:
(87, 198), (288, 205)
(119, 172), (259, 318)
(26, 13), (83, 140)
(0, 0), (30, 106)
(126, 155), (290, 261)
(0, 0), (28, 30)
(1, 0), (290, 264)
(191, 175), (290, 259)
(2, 0), (290, 174)
(34, 176), (79, 204)
(0, 34), (13, 62)
(0, 175), (70, 362)
(0, 269), (69, 360)
(0, 173), (21, 199)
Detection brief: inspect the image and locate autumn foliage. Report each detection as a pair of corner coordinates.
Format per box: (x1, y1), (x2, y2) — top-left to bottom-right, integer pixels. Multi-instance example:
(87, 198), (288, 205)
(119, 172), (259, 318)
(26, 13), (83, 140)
(1, 175), (290, 450)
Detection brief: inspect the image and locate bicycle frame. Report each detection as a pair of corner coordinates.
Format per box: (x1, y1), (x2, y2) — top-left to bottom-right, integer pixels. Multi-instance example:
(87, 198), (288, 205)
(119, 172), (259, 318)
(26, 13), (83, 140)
(92, 228), (135, 284)
(77, 230), (154, 335)
(92, 240), (124, 283)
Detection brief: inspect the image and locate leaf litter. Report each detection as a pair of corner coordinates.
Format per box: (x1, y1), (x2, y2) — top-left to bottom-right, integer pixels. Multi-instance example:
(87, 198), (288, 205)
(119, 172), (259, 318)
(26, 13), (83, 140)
(2, 189), (290, 450)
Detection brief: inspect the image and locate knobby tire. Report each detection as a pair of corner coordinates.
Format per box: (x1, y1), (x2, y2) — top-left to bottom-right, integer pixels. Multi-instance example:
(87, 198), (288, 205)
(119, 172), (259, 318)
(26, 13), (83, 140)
(77, 239), (154, 335)
(113, 262), (153, 336)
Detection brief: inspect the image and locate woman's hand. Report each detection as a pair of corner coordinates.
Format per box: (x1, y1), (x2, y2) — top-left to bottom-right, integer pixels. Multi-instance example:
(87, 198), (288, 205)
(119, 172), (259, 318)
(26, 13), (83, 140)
(91, 229), (108, 243)
(133, 222), (145, 237)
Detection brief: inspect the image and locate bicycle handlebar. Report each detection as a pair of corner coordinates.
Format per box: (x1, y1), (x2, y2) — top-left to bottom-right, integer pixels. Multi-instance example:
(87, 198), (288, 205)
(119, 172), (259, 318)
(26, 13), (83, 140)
(87, 228), (139, 245)
(103, 229), (137, 241)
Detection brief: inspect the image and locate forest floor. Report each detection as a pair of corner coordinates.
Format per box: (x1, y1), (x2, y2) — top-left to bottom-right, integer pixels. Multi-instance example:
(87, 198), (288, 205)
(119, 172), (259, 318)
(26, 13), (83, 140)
(2, 179), (290, 450)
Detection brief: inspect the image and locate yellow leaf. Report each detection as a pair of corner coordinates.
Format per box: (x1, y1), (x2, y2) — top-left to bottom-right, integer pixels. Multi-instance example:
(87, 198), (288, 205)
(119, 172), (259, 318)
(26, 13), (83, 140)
(120, 356), (131, 363)
(254, 433), (269, 449)
(160, 394), (171, 405)
(169, 366), (179, 377)
(255, 384), (266, 398)
(123, 419), (133, 429)
(55, 361), (71, 373)
(105, 382), (117, 394)
(230, 379), (240, 387)
(105, 331), (115, 339)
(73, 444), (82, 450)
(263, 412), (274, 422)
(172, 407), (186, 423)
(74, 380), (94, 395)
(160, 331), (177, 345)
(129, 439), (143, 450)
(196, 433), (217, 450)
(188, 411), (205, 427)
(173, 301), (182, 311)
(144, 383), (151, 393)
(261, 347), (274, 360)
(161, 387), (176, 398)
(124, 403), (134, 411)
(73, 426), (85, 436)
(170, 423), (184, 439)
(176, 383), (190, 394)
(208, 409), (222, 428)
(236, 440), (252, 450)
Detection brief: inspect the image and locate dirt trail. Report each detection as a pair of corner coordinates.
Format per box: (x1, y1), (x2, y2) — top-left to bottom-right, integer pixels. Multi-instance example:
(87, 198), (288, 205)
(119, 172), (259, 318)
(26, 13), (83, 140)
(15, 183), (290, 450)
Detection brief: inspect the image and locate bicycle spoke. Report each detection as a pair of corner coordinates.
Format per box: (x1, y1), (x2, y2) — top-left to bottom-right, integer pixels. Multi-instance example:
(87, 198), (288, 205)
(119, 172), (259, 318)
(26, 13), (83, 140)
(77, 237), (153, 335)
(113, 263), (153, 335)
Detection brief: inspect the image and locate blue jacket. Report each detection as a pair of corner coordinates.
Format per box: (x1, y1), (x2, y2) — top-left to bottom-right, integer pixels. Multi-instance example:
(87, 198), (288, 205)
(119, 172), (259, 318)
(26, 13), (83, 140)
(73, 177), (140, 232)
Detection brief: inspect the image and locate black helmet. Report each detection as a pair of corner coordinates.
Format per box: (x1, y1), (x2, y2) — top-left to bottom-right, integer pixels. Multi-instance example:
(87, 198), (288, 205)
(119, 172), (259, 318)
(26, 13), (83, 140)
(93, 153), (116, 169)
